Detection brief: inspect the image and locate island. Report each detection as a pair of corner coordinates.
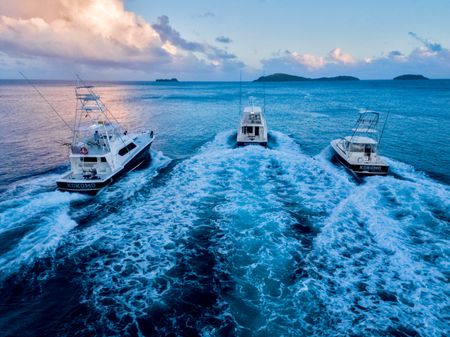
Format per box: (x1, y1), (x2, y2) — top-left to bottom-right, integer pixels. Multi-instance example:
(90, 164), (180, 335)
(155, 78), (179, 82)
(393, 74), (429, 80)
(254, 73), (359, 82)
(314, 76), (360, 81)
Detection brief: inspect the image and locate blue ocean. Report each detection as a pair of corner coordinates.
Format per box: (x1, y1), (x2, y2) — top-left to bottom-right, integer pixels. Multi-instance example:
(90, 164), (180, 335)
(0, 80), (449, 336)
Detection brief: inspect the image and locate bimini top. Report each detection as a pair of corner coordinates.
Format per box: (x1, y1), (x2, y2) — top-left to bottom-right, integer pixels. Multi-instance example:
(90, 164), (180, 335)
(344, 136), (378, 144)
(242, 106), (263, 125)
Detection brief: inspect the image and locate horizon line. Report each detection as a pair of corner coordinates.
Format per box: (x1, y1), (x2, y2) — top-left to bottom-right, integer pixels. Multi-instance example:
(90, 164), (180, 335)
(1, 78), (449, 82)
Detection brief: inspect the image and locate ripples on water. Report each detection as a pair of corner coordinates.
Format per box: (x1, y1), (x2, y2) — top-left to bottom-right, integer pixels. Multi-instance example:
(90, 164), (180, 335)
(0, 81), (449, 336)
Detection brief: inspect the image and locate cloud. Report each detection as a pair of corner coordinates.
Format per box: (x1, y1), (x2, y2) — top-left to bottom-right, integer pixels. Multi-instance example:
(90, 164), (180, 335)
(152, 15), (203, 53)
(152, 15), (242, 65)
(328, 48), (355, 64)
(290, 51), (325, 70)
(216, 36), (232, 44)
(0, 0), (167, 67)
(261, 35), (450, 79)
(199, 12), (216, 18)
(408, 32), (442, 52)
(0, 0), (244, 79)
(1, 2), (448, 80)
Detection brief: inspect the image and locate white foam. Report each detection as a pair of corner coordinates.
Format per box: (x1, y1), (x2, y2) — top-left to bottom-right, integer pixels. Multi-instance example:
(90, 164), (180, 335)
(8, 131), (445, 336)
(0, 189), (82, 280)
(299, 161), (450, 336)
(69, 130), (361, 334)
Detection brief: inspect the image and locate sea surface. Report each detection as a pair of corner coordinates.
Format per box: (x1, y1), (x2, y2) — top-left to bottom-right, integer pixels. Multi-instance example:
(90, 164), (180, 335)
(0, 80), (449, 336)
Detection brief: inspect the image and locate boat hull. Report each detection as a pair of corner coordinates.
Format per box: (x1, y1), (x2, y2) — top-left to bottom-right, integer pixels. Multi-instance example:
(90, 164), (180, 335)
(57, 142), (152, 194)
(331, 142), (388, 176)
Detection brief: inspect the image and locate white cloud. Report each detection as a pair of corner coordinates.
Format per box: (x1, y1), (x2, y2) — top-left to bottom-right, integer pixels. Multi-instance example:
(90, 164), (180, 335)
(0, 2), (448, 80)
(0, 0), (166, 66)
(328, 48), (355, 64)
(0, 0), (244, 79)
(290, 51), (325, 70)
(261, 36), (450, 79)
(271, 48), (355, 73)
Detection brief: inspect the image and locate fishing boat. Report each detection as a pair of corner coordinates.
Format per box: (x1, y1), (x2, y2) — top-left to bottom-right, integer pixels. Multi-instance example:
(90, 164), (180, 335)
(56, 84), (154, 194)
(330, 111), (389, 176)
(237, 99), (268, 146)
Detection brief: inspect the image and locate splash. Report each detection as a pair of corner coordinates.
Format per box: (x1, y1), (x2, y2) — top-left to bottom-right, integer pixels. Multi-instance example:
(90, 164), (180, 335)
(0, 132), (448, 337)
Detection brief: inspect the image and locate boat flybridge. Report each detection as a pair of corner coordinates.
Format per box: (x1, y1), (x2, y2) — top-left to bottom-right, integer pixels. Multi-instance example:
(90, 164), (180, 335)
(237, 99), (268, 147)
(330, 111), (389, 176)
(57, 85), (154, 194)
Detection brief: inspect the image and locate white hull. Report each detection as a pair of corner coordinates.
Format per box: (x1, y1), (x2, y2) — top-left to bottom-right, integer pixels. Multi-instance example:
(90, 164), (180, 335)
(331, 139), (389, 176)
(237, 104), (268, 146)
(57, 133), (153, 193)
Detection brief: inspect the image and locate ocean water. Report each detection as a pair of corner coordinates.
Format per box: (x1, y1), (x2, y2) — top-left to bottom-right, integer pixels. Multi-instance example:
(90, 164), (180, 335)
(0, 80), (449, 336)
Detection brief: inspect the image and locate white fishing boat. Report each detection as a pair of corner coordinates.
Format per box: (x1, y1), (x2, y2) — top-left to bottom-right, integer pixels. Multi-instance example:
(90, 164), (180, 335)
(237, 99), (268, 146)
(56, 84), (154, 194)
(330, 111), (389, 176)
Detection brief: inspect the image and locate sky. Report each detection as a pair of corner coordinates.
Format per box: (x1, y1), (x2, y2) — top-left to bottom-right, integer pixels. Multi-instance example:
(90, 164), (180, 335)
(0, 0), (449, 80)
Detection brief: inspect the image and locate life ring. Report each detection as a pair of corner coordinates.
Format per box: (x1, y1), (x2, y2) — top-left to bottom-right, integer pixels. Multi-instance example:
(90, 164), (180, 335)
(80, 147), (89, 155)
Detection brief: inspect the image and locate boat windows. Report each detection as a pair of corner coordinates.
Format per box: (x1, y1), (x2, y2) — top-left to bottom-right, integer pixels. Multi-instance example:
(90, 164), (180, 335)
(118, 142), (137, 156)
(100, 157), (107, 162)
(81, 157), (97, 162)
(242, 126), (254, 134)
(255, 127), (260, 136)
(350, 143), (365, 152)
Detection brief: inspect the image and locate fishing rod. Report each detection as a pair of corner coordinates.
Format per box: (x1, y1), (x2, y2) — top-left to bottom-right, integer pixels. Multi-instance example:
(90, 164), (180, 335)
(19, 72), (73, 132)
(263, 71), (266, 114)
(239, 70), (242, 120)
(378, 110), (390, 147)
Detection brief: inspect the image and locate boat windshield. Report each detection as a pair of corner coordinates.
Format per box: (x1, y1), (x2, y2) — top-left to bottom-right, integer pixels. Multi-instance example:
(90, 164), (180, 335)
(349, 143), (377, 153)
(350, 143), (365, 152)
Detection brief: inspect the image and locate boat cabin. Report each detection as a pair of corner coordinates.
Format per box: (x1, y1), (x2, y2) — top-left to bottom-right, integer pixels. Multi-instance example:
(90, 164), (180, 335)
(237, 105), (268, 146)
(241, 125), (262, 137)
(342, 136), (378, 155)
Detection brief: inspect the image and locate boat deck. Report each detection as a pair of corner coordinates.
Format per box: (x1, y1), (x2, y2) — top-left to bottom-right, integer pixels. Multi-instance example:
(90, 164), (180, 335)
(59, 171), (111, 182)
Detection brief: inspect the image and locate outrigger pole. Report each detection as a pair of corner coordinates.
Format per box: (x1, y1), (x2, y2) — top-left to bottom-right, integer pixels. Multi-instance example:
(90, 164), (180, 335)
(378, 110), (390, 147)
(19, 72), (73, 132)
(263, 71), (266, 114)
(239, 70), (242, 119)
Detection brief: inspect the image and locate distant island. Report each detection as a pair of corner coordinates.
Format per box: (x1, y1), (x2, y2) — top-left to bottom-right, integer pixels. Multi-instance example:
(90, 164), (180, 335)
(393, 74), (429, 80)
(156, 78), (179, 82)
(254, 73), (359, 82)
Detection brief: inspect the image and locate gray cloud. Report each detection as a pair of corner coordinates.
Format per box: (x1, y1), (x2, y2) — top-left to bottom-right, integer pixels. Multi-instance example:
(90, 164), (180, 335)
(199, 12), (216, 18)
(216, 36), (232, 44)
(152, 15), (204, 52)
(388, 50), (403, 57)
(152, 16), (241, 64)
(408, 32), (443, 52)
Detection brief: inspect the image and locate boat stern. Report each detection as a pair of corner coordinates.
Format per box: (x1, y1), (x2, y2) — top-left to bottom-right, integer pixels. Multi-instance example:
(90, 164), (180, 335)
(56, 176), (111, 194)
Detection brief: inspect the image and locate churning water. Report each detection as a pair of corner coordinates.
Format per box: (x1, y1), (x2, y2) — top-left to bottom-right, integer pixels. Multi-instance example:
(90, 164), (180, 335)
(0, 80), (449, 336)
